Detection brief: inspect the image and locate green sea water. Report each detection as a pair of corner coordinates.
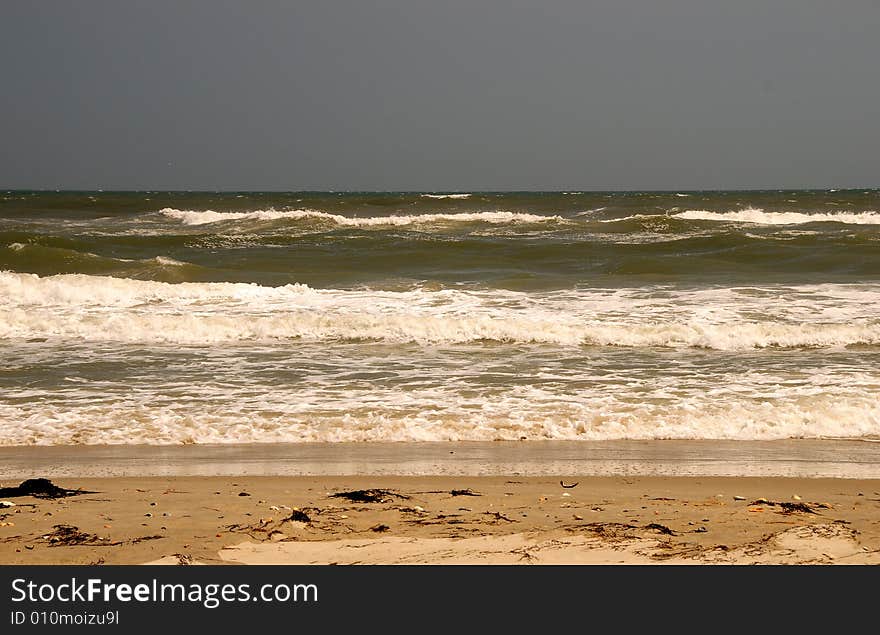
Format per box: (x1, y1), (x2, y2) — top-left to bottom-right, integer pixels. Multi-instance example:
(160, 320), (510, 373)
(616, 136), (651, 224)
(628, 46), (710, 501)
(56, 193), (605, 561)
(2, 189), (879, 445)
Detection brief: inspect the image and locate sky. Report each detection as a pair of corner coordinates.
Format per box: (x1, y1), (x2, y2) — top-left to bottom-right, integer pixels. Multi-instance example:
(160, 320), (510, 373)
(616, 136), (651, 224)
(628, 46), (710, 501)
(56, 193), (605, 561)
(1, 1), (878, 191)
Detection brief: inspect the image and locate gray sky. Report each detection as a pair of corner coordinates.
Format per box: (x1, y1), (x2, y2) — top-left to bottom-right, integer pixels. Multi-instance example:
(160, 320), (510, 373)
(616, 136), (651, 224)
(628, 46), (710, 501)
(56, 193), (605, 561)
(2, 1), (878, 191)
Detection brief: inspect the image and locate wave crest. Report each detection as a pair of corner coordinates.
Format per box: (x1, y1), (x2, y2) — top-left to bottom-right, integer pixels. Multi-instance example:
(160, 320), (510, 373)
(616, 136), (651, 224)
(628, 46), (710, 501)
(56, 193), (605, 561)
(159, 207), (558, 227)
(674, 208), (880, 225)
(2, 272), (879, 350)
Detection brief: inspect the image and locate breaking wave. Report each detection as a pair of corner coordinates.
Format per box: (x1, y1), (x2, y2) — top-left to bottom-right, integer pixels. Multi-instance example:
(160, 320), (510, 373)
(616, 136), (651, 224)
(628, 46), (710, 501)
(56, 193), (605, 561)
(673, 208), (880, 225)
(159, 207), (558, 227)
(2, 272), (879, 350)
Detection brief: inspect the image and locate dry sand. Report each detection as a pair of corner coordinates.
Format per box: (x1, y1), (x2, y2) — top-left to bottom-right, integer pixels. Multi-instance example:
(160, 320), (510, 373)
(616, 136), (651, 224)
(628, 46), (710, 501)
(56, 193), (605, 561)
(2, 475), (880, 565)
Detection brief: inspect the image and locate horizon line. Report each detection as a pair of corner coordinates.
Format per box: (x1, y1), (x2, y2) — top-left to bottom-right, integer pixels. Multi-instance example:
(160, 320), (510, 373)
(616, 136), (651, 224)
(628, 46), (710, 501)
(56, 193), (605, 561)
(3, 187), (878, 194)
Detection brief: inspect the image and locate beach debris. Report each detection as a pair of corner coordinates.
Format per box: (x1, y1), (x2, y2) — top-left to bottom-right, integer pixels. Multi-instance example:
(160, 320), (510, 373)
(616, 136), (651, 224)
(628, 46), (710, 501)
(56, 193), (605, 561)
(582, 522), (638, 539)
(0, 521), (14, 527)
(778, 502), (818, 514)
(0, 478), (92, 499)
(370, 524), (390, 533)
(131, 534), (163, 544)
(0, 501), (15, 508)
(792, 495), (802, 500)
(573, 514), (584, 521)
(144, 513), (153, 518)
(560, 481), (579, 489)
(645, 523), (676, 536)
(561, 493), (571, 497)
(748, 499), (823, 514)
(733, 496), (746, 501)
(41, 525), (102, 546)
(238, 492), (251, 497)
(269, 504), (291, 512)
(329, 489), (409, 504)
(450, 489), (481, 497)
(286, 509), (311, 523)
(693, 527), (708, 533)
(486, 511), (514, 523)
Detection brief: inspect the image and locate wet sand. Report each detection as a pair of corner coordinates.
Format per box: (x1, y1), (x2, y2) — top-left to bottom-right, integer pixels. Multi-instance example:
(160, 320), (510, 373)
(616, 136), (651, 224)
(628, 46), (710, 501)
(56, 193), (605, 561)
(2, 474), (880, 565)
(3, 439), (880, 479)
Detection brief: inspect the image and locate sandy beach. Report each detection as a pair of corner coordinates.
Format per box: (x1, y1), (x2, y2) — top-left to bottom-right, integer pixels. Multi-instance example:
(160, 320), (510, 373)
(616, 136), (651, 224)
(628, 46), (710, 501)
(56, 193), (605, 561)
(3, 471), (879, 565)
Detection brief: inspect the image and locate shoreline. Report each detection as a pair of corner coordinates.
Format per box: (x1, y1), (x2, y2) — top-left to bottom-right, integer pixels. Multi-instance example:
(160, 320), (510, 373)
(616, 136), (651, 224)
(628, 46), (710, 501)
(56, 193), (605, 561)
(2, 439), (880, 479)
(4, 441), (879, 564)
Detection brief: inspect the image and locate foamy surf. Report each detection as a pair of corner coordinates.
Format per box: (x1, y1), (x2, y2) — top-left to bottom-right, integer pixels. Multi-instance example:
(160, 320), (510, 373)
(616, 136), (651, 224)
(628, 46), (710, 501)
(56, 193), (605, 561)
(2, 308), (878, 349)
(2, 272), (879, 350)
(601, 208), (880, 225)
(3, 383), (879, 445)
(673, 208), (880, 225)
(159, 207), (557, 227)
(5, 190), (880, 447)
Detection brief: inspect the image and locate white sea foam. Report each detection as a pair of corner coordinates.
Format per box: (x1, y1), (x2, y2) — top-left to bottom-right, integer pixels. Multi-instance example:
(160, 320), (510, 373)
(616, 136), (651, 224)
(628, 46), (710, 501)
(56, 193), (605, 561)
(674, 208), (880, 225)
(420, 193), (472, 199)
(152, 256), (189, 266)
(3, 273), (880, 445)
(2, 272), (879, 350)
(3, 382), (879, 445)
(159, 207), (554, 226)
(1, 309), (877, 348)
(575, 207), (607, 216)
(600, 208), (880, 226)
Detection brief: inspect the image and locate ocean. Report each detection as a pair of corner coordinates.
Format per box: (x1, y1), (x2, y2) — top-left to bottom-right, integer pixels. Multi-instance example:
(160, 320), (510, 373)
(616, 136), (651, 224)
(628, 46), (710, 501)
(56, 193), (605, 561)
(2, 189), (879, 446)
